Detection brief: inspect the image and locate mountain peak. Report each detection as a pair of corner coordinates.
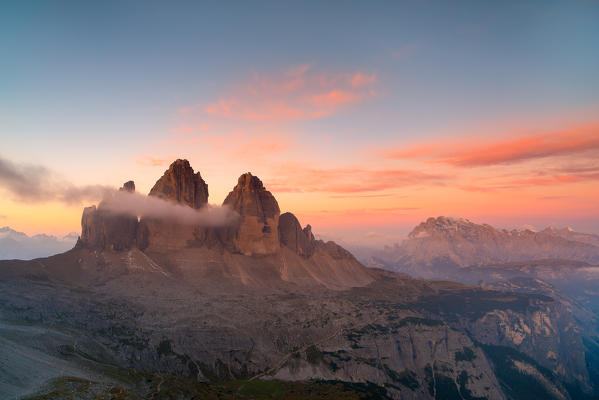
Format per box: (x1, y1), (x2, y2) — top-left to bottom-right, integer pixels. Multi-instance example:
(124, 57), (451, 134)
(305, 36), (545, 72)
(236, 172), (265, 191)
(223, 172), (280, 255)
(149, 159), (208, 209)
(409, 216), (476, 238)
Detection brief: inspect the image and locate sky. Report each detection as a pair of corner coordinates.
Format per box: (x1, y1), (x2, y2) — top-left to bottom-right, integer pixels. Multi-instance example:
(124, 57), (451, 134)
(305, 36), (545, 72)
(1, 0), (598, 245)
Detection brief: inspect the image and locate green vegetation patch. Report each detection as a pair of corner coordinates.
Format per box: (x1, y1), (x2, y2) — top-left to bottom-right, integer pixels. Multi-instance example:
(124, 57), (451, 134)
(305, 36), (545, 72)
(457, 371), (487, 400)
(455, 346), (476, 362)
(413, 289), (553, 321)
(383, 366), (419, 390)
(21, 376), (135, 400)
(433, 374), (462, 400)
(394, 316), (444, 328)
(306, 344), (325, 365)
(23, 374), (391, 400)
(479, 343), (562, 400)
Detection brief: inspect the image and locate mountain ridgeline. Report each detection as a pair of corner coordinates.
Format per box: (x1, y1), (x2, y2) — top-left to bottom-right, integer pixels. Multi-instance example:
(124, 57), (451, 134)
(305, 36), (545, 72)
(1, 160), (599, 400)
(368, 216), (599, 279)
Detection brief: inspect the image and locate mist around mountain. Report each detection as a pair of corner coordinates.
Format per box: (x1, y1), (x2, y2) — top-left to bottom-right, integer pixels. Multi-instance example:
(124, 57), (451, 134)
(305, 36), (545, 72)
(0, 226), (77, 260)
(2, 161), (599, 400)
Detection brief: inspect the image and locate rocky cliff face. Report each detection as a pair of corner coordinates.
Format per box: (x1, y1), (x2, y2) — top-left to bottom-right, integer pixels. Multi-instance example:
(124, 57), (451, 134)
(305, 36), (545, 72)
(279, 212), (315, 257)
(222, 173), (280, 256)
(79, 181), (138, 251)
(138, 160), (209, 252)
(148, 159), (208, 208)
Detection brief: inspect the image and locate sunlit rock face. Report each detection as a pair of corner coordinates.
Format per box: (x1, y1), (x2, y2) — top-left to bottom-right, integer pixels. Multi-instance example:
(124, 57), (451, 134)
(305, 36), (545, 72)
(223, 173), (280, 256)
(148, 159), (208, 209)
(138, 160), (209, 252)
(80, 181), (138, 251)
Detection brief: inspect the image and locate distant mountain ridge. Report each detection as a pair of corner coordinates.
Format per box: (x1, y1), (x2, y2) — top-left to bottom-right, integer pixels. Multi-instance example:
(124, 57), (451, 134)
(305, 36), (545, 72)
(0, 226), (77, 260)
(541, 225), (599, 247)
(368, 216), (599, 278)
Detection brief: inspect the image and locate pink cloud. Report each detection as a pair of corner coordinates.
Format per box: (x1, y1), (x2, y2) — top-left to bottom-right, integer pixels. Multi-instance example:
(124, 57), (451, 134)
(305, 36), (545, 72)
(387, 122), (599, 167)
(309, 90), (360, 108)
(508, 171), (599, 186)
(350, 72), (376, 88)
(267, 166), (446, 194)
(196, 64), (377, 123)
(135, 156), (172, 167)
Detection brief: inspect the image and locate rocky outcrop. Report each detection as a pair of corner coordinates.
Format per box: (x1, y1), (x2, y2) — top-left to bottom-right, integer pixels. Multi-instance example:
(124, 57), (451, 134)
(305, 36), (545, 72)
(148, 159), (208, 209)
(138, 160), (209, 252)
(278, 212), (315, 257)
(223, 173), (280, 256)
(79, 181), (138, 251)
(120, 180), (135, 193)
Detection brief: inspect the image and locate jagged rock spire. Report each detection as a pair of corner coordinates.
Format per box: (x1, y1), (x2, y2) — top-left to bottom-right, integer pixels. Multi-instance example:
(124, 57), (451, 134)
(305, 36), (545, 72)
(149, 159), (208, 208)
(223, 173), (280, 255)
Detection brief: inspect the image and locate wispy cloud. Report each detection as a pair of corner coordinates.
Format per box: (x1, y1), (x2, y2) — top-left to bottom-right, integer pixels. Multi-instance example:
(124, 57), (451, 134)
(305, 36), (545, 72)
(507, 172), (599, 186)
(267, 166), (446, 194)
(184, 64), (377, 123)
(135, 155), (173, 167)
(101, 190), (238, 227)
(386, 122), (599, 167)
(537, 196), (567, 200)
(0, 156), (239, 227)
(0, 156), (111, 204)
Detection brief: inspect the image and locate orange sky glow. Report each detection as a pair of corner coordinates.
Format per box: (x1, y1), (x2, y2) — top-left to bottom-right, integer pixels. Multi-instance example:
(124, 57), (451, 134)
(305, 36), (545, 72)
(2, 63), (598, 244)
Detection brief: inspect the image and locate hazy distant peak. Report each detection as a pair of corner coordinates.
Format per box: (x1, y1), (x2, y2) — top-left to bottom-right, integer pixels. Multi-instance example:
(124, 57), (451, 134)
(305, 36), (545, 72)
(409, 216), (480, 238)
(372, 216), (599, 278)
(0, 226), (28, 240)
(64, 232), (79, 240)
(0, 226), (77, 260)
(543, 226), (575, 233)
(540, 225), (599, 247)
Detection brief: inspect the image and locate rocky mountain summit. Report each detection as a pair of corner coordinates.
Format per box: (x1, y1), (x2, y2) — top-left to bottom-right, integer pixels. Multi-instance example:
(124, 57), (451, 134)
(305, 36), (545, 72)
(2, 165), (599, 399)
(223, 172), (281, 255)
(148, 159), (208, 208)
